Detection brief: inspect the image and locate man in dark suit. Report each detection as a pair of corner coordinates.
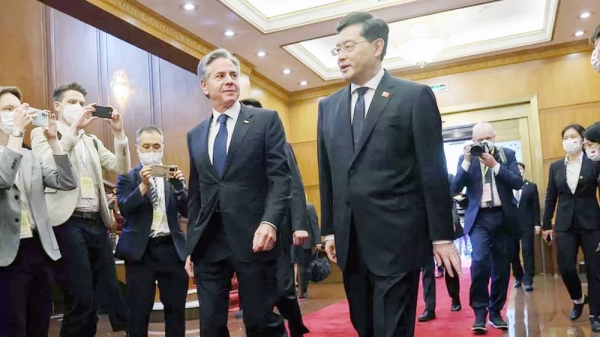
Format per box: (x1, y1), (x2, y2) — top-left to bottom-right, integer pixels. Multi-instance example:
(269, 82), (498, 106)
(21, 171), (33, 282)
(115, 126), (189, 337)
(318, 12), (460, 337)
(238, 98), (310, 336)
(511, 162), (540, 291)
(185, 49), (291, 337)
(296, 202), (322, 298)
(452, 122), (523, 334)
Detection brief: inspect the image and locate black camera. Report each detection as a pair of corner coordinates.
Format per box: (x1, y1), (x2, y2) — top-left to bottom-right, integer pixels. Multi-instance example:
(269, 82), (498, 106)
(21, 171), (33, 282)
(470, 142), (491, 157)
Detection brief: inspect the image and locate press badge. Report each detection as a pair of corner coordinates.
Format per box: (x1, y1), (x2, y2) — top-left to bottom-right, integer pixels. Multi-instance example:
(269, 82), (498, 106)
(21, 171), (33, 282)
(20, 210), (33, 239)
(152, 209), (165, 227)
(482, 183), (493, 203)
(80, 176), (96, 199)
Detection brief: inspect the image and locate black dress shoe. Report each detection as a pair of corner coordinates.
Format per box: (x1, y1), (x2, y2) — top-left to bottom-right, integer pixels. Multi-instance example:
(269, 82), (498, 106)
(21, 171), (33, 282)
(592, 317), (600, 332)
(299, 292), (308, 299)
(471, 319), (487, 335)
(451, 299), (462, 312)
(524, 285), (534, 292)
(570, 295), (588, 321)
(514, 280), (522, 288)
(418, 310), (436, 322)
(488, 315), (508, 330)
(290, 324), (310, 337)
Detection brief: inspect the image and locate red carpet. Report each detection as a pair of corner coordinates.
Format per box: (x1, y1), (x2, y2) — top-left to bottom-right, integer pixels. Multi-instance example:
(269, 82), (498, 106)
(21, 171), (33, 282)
(302, 268), (510, 337)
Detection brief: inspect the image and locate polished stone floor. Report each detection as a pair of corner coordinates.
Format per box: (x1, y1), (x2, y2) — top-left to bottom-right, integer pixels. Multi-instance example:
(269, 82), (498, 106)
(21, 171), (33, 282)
(48, 274), (600, 336)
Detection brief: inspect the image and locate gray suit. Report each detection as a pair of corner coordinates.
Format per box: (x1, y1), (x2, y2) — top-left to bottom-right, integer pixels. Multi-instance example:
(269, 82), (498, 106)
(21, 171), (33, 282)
(0, 147), (77, 267)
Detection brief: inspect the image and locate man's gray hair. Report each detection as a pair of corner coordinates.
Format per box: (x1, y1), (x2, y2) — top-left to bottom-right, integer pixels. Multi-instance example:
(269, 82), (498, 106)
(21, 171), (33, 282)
(135, 125), (164, 144)
(197, 48), (241, 82)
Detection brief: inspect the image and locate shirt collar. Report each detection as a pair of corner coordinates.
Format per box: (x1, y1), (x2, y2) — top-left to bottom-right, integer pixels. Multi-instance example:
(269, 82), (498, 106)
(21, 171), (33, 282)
(212, 101), (240, 125)
(565, 152), (584, 164)
(350, 67), (385, 94)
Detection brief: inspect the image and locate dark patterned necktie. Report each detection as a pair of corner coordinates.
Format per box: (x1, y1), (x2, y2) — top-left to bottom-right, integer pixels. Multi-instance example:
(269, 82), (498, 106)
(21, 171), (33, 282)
(213, 114), (228, 177)
(149, 177), (159, 209)
(352, 87), (369, 148)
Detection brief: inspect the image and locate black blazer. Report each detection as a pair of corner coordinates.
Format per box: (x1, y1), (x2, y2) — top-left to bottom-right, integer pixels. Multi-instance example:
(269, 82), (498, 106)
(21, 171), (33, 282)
(516, 180), (540, 233)
(317, 71), (454, 276)
(186, 104), (291, 262)
(543, 156), (600, 231)
(115, 164), (188, 261)
(280, 142), (308, 253)
(304, 203), (322, 250)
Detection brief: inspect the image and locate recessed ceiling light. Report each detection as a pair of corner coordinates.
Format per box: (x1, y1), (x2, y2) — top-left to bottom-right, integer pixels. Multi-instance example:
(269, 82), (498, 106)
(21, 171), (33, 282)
(181, 3), (198, 11)
(223, 30), (235, 37)
(299, 81), (308, 86)
(282, 69), (292, 74)
(256, 51), (267, 57)
(574, 30), (585, 37)
(580, 12), (592, 19)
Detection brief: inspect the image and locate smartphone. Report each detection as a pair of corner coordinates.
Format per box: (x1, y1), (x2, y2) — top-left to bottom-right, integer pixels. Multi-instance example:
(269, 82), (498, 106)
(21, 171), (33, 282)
(170, 177), (187, 190)
(150, 164), (177, 179)
(28, 108), (50, 127)
(93, 105), (114, 119)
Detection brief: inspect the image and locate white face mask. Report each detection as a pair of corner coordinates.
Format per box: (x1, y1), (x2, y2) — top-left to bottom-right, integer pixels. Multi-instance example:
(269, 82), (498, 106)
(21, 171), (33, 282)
(586, 145), (600, 161)
(60, 103), (82, 125)
(138, 151), (163, 166)
(592, 45), (600, 73)
(0, 112), (14, 135)
(563, 138), (583, 155)
(483, 140), (495, 151)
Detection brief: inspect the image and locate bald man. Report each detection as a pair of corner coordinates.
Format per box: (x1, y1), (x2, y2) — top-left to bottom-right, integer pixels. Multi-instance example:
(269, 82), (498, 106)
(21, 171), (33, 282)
(452, 122), (523, 334)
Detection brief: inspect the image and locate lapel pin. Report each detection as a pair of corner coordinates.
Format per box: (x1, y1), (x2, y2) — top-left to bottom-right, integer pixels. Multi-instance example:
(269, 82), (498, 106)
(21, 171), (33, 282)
(580, 175), (584, 180)
(243, 120), (249, 124)
(381, 91), (390, 98)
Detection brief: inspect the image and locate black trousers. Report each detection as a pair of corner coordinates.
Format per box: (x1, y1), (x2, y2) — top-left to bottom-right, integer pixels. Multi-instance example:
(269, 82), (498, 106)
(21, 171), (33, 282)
(469, 208), (513, 320)
(125, 237), (188, 337)
(511, 229), (535, 286)
(556, 229), (600, 315)
(421, 258), (460, 312)
(296, 249), (312, 295)
(275, 248), (309, 336)
(53, 216), (127, 337)
(343, 224), (420, 337)
(0, 237), (53, 337)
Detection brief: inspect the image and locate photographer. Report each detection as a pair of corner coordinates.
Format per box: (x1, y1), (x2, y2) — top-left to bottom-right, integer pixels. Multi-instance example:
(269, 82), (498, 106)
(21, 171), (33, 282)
(116, 125), (189, 337)
(30, 82), (130, 336)
(452, 122), (523, 334)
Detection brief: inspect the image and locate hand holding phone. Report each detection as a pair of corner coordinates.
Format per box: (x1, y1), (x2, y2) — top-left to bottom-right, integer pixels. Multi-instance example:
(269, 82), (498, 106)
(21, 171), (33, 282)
(28, 108), (50, 127)
(150, 165), (177, 179)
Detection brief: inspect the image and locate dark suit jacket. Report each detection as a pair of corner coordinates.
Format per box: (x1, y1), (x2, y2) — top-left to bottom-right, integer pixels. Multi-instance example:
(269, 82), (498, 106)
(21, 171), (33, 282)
(452, 148), (523, 234)
(280, 142), (308, 253)
(317, 71), (454, 277)
(115, 164), (188, 261)
(304, 203), (321, 250)
(186, 104), (291, 262)
(515, 179), (540, 234)
(542, 156), (600, 231)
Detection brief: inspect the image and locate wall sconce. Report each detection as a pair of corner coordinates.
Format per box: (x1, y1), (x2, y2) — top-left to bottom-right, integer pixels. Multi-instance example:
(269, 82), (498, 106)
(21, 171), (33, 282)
(110, 71), (129, 100)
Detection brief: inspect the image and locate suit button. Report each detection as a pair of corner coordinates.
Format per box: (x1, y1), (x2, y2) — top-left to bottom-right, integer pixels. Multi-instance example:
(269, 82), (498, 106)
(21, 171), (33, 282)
(14, 195), (18, 200)
(349, 169), (355, 175)
(219, 182), (223, 186)
(15, 218), (19, 223)
(346, 200), (350, 206)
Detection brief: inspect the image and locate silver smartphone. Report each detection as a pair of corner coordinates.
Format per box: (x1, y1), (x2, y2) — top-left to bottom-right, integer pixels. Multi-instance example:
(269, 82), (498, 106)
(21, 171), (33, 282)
(28, 108), (50, 128)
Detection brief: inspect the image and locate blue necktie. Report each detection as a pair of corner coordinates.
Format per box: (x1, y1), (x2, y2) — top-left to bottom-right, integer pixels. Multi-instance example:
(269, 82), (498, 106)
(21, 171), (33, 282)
(213, 114), (228, 177)
(352, 87), (369, 148)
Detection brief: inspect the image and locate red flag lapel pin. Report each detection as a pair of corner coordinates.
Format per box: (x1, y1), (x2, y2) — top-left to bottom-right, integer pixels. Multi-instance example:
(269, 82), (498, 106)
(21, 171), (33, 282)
(381, 91), (390, 98)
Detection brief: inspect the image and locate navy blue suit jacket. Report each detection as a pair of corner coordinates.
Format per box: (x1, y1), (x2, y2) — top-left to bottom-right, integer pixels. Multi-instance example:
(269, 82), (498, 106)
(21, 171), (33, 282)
(452, 147), (523, 234)
(115, 164), (188, 262)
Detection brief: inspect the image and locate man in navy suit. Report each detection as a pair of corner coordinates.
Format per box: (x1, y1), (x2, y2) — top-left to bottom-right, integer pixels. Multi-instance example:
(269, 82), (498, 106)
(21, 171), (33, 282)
(115, 125), (189, 337)
(452, 122), (523, 334)
(318, 12), (460, 337)
(185, 49), (291, 337)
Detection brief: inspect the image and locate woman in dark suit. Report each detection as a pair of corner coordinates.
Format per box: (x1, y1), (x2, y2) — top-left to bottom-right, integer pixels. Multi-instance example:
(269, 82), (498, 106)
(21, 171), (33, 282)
(0, 86), (77, 337)
(542, 124), (600, 331)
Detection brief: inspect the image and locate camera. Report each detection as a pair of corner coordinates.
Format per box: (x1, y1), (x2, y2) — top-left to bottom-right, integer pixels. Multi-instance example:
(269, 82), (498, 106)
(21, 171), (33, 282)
(470, 142), (491, 157)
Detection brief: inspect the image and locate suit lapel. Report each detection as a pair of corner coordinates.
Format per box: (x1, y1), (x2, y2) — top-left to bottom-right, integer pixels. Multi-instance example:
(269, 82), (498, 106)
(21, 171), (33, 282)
(335, 86), (354, 164)
(223, 106), (253, 178)
(197, 122), (219, 180)
(20, 150), (33, 195)
(557, 161), (571, 194)
(351, 72), (394, 165)
(575, 157), (592, 194)
(164, 176), (171, 209)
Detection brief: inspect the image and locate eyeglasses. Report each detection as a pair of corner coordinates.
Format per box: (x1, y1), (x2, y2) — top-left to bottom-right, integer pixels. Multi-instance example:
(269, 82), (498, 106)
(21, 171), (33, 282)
(331, 40), (369, 56)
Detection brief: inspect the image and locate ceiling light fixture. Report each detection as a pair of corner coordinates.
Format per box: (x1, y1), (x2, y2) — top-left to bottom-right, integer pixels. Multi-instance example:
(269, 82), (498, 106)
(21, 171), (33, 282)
(223, 30), (235, 37)
(396, 22), (449, 68)
(181, 3), (198, 11)
(256, 51), (267, 57)
(282, 69), (292, 74)
(299, 81), (308, 86)
(580, 12), (592, 19)
(574, 30), (585, 37)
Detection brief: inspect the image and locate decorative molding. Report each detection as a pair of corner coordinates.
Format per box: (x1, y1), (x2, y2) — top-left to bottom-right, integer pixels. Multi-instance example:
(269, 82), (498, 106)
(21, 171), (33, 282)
(290, 40), (591, 103)
(250, 71), (290, 101)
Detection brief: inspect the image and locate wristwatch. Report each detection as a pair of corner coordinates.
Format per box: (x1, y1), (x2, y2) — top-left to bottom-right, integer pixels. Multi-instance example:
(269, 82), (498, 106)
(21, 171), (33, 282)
(10, 129), (24, 138)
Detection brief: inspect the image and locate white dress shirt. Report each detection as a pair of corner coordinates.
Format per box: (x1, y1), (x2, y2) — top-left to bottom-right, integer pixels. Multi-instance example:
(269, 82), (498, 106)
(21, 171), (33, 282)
(565, 153), (583, 194)
(150, 176), (170, 237)
(208, 101), (240, 164)
(461, 159), (502, 208)
(349, 68), (385, 123)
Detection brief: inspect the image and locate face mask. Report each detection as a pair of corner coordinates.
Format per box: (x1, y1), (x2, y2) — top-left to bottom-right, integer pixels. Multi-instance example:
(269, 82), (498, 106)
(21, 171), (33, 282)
(0, 112), (14, 135)
(60, 103), (82, 125)
(483, 140), (495, 152)
(586, 145), (600, 161)
(138, 151), (163, 166)
(592, 45), (600, 73)
(563, 138), (582, 155)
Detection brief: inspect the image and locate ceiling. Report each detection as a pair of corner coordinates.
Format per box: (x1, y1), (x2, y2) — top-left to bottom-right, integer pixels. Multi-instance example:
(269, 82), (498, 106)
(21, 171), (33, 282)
(135, 0), (599, 92)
